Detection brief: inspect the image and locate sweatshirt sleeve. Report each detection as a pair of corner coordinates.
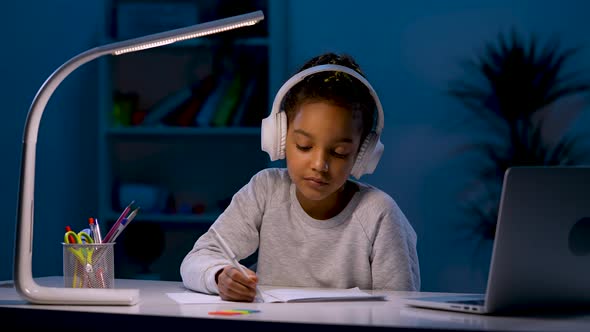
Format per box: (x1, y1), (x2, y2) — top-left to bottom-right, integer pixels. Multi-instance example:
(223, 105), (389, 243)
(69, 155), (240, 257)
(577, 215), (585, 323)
(180, 170), (270, 294)
(370, 199), (421, 291)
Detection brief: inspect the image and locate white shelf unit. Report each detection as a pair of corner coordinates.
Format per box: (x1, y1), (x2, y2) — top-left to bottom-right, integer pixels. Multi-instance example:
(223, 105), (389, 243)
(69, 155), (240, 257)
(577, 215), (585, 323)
(96, 0), (286, 280)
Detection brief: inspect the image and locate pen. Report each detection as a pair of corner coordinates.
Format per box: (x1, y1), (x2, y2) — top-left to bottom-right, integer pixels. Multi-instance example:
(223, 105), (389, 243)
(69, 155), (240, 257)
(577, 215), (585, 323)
(108, 207), (140, 243)
(125, 207), (140, 224)
(94, 217), (103, 243)
(210, 227), (262, 302)
(107, 218), (127, 244)
(103, 200), (135, 243)
(88, 217), (102, 244)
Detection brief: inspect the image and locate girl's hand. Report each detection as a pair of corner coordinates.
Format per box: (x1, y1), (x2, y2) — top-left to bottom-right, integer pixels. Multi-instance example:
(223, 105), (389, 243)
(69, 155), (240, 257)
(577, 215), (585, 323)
(216, 265), (258, 302)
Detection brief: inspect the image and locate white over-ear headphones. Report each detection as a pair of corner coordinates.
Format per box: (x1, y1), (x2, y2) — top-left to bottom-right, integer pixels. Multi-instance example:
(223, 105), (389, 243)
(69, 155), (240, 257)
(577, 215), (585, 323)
(261, 64), (384, 179)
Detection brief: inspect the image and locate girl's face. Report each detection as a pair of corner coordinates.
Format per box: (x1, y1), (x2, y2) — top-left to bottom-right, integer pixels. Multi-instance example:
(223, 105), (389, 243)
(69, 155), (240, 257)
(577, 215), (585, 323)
(285, 101), (363, 215)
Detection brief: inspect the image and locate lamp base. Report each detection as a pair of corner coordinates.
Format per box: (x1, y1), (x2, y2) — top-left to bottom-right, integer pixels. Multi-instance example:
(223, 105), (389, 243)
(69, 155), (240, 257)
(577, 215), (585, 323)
(16, 278), (139, 305)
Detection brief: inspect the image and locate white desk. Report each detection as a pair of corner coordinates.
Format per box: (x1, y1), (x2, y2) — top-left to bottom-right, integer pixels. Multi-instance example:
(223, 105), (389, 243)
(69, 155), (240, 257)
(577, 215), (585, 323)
(1, 277), (589, 331)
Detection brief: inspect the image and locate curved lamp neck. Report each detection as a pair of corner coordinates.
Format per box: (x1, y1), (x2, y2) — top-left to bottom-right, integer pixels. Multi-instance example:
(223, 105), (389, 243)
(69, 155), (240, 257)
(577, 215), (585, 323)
(14, 9), (263, 305)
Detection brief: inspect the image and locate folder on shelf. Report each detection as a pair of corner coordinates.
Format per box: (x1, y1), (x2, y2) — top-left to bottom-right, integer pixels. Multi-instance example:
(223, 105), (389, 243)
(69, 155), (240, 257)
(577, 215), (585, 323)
(195, 76), (232, 127)
(164, 76), (217, 127)
(211, 73), (244, 127)
(142, 85), (194, 125)
(239, 78), (267, 127)
(142, 76), (218, 127)
(231, 77), (257, 127)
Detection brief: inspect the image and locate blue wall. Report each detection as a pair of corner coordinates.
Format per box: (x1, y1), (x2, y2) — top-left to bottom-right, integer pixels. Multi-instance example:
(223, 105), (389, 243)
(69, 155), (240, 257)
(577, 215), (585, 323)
(283, 0), (590, 292)
(0, 1), (104, 280)
(1, 1), (589, 293)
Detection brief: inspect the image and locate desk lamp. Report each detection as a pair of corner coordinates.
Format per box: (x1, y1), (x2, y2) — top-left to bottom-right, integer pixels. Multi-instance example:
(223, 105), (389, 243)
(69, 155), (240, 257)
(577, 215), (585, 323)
(15, 10), (264, 305)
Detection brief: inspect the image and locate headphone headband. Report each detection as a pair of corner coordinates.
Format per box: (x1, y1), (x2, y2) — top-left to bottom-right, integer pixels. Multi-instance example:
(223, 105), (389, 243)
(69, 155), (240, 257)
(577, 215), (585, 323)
(270, 64), (384, 135)
(261, 63), (385, 179)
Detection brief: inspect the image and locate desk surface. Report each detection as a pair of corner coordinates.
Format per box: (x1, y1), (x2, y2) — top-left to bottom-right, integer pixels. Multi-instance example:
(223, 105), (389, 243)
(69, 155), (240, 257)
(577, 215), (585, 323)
(1, 277), (589, 331)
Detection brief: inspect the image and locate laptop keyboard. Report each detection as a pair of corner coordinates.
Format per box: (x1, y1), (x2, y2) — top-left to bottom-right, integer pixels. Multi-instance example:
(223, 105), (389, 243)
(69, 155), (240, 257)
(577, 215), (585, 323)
(446, 299), (485, 306)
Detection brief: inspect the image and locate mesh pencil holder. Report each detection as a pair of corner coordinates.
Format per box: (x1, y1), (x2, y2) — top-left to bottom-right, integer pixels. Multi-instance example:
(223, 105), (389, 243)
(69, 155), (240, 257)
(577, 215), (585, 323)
(62, 243), (115, 289)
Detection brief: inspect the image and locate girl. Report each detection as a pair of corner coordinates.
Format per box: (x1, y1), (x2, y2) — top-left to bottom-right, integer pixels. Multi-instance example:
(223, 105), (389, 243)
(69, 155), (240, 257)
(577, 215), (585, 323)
(180, 52), (420, 302)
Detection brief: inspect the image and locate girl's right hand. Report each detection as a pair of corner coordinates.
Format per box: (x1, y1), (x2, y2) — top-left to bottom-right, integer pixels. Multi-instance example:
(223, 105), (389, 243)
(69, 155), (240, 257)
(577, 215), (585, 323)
(215, 265), (258, 302)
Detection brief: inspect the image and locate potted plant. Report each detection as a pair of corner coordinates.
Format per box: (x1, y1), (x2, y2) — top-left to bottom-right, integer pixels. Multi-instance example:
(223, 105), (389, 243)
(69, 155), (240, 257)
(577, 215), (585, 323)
(447, 29), (590, 247)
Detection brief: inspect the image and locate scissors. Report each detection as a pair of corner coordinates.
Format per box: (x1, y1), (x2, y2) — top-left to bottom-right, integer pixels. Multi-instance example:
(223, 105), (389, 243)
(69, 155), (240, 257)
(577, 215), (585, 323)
(64, 230), (94, 245)
(64, 230), (95, 287)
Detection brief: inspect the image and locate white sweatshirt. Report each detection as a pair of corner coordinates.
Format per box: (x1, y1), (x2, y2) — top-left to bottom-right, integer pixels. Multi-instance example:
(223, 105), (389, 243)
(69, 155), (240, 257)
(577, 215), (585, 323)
(180, 168), (420, 293)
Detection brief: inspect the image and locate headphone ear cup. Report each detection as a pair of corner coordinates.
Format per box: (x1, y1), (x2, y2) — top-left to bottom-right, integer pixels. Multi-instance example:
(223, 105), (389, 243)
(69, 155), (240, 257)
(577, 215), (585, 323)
(277, 111), (287, 159)
(263, 63), (385, 166)
(364, 138), (384, 175)
(351, 132), (382, 179)
(261, 110), (287, 161)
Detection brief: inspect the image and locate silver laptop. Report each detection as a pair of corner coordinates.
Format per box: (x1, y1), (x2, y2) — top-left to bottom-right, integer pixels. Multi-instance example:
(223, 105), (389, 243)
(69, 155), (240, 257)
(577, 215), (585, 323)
(405, 166), (590, 314)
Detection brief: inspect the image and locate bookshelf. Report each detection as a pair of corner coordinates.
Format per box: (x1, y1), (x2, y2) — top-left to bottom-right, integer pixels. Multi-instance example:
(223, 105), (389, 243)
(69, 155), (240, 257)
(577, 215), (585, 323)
(97, 0), (286, 280)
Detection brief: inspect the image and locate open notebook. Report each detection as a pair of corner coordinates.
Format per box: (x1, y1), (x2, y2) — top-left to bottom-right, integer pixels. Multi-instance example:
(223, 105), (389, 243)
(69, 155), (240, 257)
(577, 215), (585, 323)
(260, 287), (386, 303)
(168, 287), (386, 304)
